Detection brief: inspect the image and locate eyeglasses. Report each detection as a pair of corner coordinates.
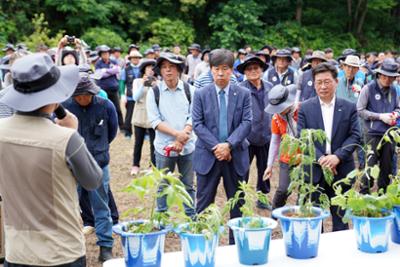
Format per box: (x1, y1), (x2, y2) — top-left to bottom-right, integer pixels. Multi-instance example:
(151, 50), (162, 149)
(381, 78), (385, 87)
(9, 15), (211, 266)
(315, 79), (334, 87)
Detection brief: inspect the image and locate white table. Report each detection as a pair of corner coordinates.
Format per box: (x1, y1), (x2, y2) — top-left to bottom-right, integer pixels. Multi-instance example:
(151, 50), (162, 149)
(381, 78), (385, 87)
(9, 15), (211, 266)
(104, 230), (400, 266)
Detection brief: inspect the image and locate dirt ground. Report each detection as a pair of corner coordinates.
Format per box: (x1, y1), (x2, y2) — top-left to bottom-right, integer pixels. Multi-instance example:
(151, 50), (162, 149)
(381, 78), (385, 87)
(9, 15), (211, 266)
(83, 132), (335, 267)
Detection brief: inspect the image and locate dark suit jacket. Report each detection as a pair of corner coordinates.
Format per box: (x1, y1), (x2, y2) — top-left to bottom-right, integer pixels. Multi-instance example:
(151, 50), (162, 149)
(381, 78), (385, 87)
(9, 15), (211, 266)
(297, 96), (360, 183)
(192, 83), (252, 176)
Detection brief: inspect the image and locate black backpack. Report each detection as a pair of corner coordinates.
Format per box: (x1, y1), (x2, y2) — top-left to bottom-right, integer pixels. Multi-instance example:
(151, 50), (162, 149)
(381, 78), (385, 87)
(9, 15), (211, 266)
(152, 81), (191, 107)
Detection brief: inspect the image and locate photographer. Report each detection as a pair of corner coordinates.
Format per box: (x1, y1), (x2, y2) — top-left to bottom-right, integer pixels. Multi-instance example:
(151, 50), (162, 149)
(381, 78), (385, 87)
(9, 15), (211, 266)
(0, 53), (102, 267)
(55, 35), (88, 66)
(129, 59), (157, 175)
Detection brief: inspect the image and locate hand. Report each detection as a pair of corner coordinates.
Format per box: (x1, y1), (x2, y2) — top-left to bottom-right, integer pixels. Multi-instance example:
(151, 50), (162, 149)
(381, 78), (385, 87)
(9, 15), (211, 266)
(55, 110), (78, 130)
(58, 35), (68, 48)
(263, 167), (272, 180)
(121, 95), (127, 105)
(213, 143), (231, 161)
(175, 130), (190, 144)
(318, 155), (340, 170)
(172, 141), (184, 153)
(74, 38), (81, 48)
(380, 113), (395, 125)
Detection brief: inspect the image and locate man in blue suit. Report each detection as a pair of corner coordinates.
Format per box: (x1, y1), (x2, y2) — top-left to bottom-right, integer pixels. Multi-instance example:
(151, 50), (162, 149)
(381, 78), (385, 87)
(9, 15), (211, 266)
(192, 49), (252, 244)
(297, 62), (360, 231)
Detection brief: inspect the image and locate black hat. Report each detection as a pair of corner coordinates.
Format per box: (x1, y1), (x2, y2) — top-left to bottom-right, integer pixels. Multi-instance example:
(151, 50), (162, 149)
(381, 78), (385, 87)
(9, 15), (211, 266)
(261, 45), (273, 53)
(154, 52), (185, 74)
(2, 43), (15, 52)
(139, 59), (156, 75)
(61, 47), (79, 65)
(337, 48), (359, 62)
(237, 55), (268, 74)
(201, 49), (210, 61)
(97, 45), (111, 56)
(73, 72), (100, 96)
(188, 43), (201, 51)
(271, 49), (292, 62)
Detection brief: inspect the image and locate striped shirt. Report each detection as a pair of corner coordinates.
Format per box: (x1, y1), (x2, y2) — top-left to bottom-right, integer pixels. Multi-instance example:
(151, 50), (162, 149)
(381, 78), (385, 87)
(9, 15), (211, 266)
(194, 71), (237, 90)
(0, 90), (14, 119)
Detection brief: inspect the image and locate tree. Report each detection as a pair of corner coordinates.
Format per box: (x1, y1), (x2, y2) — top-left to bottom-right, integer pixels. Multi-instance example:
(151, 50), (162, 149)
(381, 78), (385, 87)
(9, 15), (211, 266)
(148, 18), (195, 49)
(209, 0), (266, 49)
(81, 27), (129, 49)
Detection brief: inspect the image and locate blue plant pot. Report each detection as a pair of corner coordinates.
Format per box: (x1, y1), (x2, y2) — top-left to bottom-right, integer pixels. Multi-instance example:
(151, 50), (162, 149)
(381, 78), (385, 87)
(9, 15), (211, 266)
(227, 217), (277, 265)
(112, 220), (170, 267)
(272, 206), (330, 259)
(391, 205), (400, 244)
(352, 212), (394, 253)
(176, 224), (223, 267)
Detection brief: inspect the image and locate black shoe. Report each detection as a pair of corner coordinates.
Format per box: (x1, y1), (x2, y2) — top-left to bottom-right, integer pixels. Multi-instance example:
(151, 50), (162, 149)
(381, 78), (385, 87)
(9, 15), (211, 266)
(98, 246), (113, 262)
(256, 200), (272, 211)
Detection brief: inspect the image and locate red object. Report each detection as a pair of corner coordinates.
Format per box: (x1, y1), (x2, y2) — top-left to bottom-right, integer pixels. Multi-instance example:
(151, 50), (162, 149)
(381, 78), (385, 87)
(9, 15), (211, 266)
(163, 145), (178, 157)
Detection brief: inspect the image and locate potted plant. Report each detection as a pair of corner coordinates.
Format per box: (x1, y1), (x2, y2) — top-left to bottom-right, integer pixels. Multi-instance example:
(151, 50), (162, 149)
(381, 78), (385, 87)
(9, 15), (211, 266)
(387, 175), (400, 244)
(175, 204), (224, 267)
(113, 166), (193, 267)
(271, 129), (331, 259)
(332, 129), (398, 253)
(225, 181), (277, 265)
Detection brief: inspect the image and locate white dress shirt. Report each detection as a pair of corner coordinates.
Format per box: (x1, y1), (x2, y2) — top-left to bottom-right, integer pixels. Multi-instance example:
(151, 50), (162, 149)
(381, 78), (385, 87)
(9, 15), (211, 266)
(319, 97), (335, 154)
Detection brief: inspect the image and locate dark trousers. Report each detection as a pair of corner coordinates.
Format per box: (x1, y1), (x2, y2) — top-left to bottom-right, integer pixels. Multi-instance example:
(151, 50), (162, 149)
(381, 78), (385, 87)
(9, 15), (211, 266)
(80, 188), (119, 226)
(124, 100), (135, 136)
(133, 126), (155, 167)
(245, 144), (270, 194)
(272, 162), (290, 209)
(311, 178), (350, 232)
(196, 160), (244, 244)
(105, 89), (124, 129)
(5, 256), (86, 267)
(360, 135), (394, 194)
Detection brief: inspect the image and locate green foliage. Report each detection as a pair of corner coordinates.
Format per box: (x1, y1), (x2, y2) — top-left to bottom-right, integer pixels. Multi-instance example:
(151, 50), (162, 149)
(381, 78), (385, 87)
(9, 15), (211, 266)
(81, 27), (129, 50)
(332, 127), (400, 222)
(148, 18), (195, 49)
(280, 129), (332, 217)
(224, 181), (269, 229)
(122, 166), (193, 234)
(209, 0), (266, 50)
(22, 13), (64, 51)
(181, 204), (224, 240)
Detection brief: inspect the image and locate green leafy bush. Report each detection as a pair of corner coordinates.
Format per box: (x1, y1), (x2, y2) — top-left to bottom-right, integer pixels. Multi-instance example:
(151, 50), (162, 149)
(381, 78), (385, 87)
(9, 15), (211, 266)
(81, 27), (129, 50)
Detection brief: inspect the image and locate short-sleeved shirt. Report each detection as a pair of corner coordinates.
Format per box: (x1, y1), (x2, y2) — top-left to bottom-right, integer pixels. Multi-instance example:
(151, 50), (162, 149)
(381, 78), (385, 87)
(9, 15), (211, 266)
(271, 110), (298, 163)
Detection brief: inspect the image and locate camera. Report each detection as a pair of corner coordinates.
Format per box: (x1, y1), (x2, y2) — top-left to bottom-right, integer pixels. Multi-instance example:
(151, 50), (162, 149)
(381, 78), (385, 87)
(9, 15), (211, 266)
(66, 35), (75, 44)
(144, 76), (156, 87)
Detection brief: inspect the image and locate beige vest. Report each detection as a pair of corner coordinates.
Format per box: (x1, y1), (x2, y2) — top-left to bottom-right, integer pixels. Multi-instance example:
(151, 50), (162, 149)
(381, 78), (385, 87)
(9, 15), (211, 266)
(132, 78), (152, 128)
(0, 115), (85, 265)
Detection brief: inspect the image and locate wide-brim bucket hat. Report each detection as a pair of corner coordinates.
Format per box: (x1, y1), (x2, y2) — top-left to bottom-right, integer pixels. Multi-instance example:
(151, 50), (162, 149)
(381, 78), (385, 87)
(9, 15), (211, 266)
(374, 58), (400, 77)
(154, 52), (185, 74)
(73, 72), (100, 96)
(271, 49), (293, 62)
(0, 53), (79, 112)
(264, 84), (297, 114)
(237, 55), (268, 74)
(139, 59), (156, 75)
(307, 50), (328, 62)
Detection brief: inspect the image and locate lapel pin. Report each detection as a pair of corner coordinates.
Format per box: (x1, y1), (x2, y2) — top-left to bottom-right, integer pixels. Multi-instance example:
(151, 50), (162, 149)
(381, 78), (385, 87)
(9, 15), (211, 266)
(234, 92), (237, 96)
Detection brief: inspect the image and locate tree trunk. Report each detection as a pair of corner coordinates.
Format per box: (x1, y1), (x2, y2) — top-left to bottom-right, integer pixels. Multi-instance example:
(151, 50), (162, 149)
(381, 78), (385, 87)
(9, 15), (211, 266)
(356, 0), (368, 38)
(296, 0), (303, 24)
(347, 0), (353, 32)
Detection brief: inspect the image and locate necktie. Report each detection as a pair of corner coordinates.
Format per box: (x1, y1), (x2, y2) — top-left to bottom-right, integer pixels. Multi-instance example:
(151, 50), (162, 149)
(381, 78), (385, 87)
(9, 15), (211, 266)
(219, 90), (228, 142)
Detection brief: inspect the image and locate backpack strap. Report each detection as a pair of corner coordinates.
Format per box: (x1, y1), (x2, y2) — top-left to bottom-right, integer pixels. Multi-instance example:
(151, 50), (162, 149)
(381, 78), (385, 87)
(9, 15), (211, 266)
(152, 82), (191, 107)
(183, 81), (191, 105)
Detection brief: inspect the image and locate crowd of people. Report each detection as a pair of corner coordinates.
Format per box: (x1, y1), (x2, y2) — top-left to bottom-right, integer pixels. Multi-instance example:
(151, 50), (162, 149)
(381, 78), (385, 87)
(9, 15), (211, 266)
(0, 36), (399, 267)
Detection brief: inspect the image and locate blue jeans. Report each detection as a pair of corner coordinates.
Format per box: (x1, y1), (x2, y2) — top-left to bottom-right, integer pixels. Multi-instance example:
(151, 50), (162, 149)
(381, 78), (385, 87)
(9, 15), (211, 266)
(78, 165), (113, 248)
(155, 152), (196, 217)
